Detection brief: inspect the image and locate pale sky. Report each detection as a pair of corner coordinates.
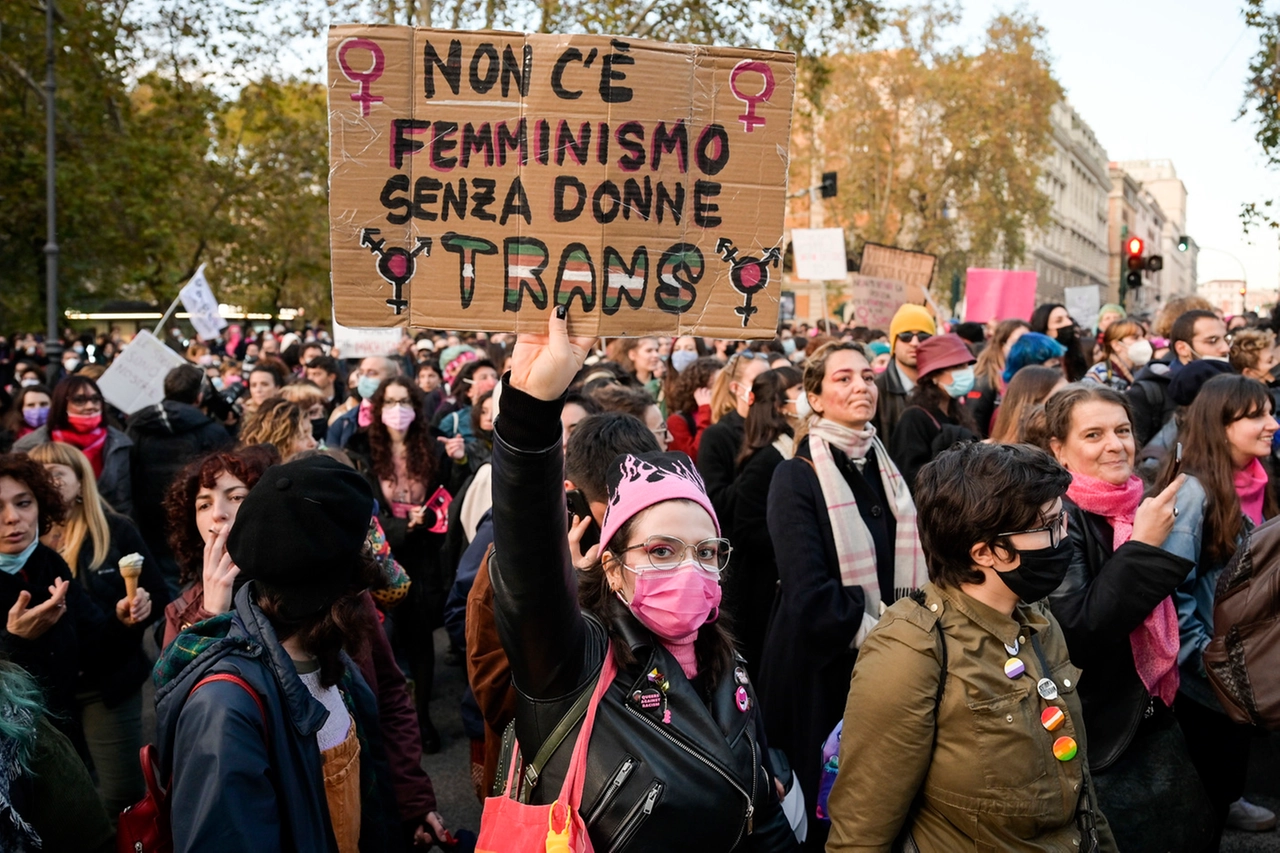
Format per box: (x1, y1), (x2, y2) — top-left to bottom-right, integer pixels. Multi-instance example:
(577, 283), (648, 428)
(949, 0), (1280, 291)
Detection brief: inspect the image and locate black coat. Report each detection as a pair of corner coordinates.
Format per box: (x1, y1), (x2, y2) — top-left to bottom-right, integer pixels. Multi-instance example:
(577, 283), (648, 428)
(0, 544), (125, 727)
(696, 410), (746, 529)
(1048, 499), (1194, 770)
(1127, 356), (1177, 448)
(73, 512), (171, 705)
(888, 403), (976, 491)
(126, 400), (232, 584)
(871, 360), (910, 449)
(154, 584), (403, 853)
(723, 442), (786, 678)
(970, 376), (1000, 438)
(490, 382), (797, 853)
(756, 439), (896, 824)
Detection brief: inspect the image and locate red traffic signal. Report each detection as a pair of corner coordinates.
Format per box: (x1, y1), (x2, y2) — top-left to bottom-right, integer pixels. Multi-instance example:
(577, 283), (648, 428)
(1126, 237), (1144, 256)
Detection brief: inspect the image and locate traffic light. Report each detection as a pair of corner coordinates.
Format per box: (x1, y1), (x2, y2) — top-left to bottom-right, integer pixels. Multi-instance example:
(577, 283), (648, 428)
(1147, 255), (1164, 272)
(1125, 237), (1144, 288)
(1177, 235), (1190, 252)
(820, 171), (838, 198)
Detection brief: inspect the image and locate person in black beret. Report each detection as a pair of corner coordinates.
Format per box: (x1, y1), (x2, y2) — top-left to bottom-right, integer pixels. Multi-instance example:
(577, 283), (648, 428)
(1137, 360), (1236, 478)
(151, 455), (411, 852)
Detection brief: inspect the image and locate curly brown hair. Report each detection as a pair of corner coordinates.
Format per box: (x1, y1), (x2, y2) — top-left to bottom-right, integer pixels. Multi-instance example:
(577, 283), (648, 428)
(666, 357), (724, 416)
(240, 397), (308, 459)
(0, 453), (67, 535)
(368, 378), (437, 487)
(164, 446), (279, 584)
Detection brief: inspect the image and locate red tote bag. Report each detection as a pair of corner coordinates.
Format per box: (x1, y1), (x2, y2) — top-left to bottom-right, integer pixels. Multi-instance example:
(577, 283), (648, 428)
(476, 645), (617, 853)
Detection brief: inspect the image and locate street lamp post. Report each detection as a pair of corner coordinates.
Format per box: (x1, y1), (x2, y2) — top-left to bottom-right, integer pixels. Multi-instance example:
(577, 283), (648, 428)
(43, 0), (59, 353)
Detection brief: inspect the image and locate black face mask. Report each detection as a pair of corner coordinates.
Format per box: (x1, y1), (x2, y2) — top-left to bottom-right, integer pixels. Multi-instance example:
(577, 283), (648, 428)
(1056, 325), (1077, 347)
(311, 417), (328, 442)
(995, 542), (1072, 603)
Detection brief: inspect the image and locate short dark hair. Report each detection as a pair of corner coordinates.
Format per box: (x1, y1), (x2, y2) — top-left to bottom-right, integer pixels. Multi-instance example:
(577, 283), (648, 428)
(306, 355), (339, 377)
(591, 384), (655, 420)
(164, 364), (204, 404)
(913, 442), (1072, 588)
(564, 413), (660, 504)
(48, 375), (105, 433)
(1170, 310), (1220, 347)
(563, 392), (601, 417)
(0, 453), (67, 534)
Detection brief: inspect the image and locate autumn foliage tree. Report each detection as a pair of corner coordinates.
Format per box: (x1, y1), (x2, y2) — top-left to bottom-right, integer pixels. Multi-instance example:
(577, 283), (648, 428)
(791, 5), (1062, 304)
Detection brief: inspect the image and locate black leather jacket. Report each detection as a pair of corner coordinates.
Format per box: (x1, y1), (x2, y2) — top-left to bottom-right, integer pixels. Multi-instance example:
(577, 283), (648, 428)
(490, 380), (797, 852)
(1048, 499), (1193, 770)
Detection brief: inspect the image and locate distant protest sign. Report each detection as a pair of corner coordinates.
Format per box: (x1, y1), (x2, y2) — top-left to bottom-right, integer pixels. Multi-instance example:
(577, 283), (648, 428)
(328, 26), (796, 339)
(790, 228), (847, 281)
(964, 269), (1037, 323)
(848, 275), (908, 329)
(179, 265), (228, 341)
(98, 330), (189, 415)
(1064, 285), (1101, 330)
(858, 243), (936, 307)
(332, 314), (406, 359)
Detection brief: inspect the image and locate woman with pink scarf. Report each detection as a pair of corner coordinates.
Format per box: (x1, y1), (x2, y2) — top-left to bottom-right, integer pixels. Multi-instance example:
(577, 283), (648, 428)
(1043, 384), (1214, 853)
(1153, 373), (1279, 847)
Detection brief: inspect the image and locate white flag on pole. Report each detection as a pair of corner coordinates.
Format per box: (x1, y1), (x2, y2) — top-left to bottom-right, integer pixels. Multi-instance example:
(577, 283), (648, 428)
(179, 264), (228, 341)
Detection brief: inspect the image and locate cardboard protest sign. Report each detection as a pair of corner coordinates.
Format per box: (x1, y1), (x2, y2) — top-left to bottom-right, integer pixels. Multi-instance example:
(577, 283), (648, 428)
(97, 330), (189, 415)
(332, 314), (406, 359)
(790, 228), (847, 281)
(328, 26), (796, 339)
(858, 243), (936, 306)
(848, 275), (907, 329)
(179, 264), (228, 341)
(963, 268), (1037, 323)
(1064, 285), (1101, 331)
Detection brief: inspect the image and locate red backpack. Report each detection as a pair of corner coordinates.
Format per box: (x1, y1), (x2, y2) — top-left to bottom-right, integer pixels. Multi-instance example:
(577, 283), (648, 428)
(117, 673), (266, 853)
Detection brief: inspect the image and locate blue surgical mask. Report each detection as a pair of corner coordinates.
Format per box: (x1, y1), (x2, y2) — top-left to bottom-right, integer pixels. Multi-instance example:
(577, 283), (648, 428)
(357, 375), (382, 400)
(670, 350), (698, 374)
(782, 338), (797, 356)
(942, 366), (975, 398)
(0, 537), (39, 575)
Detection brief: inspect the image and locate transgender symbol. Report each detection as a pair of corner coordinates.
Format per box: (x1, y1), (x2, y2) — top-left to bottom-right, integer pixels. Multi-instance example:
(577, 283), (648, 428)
(729, 60), (775, 133)
(361, 229), (432, 316)
(716, 238), (781, 327)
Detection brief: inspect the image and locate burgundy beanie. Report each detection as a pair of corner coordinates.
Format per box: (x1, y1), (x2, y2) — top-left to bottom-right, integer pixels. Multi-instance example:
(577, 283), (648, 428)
(599, 452), (720, 553)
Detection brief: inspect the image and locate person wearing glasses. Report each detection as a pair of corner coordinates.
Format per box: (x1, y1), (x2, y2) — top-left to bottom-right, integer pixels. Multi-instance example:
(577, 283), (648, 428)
(13, 375), (134, 516)
(827, 442), (1118, 853)
(1042, 384), (1212, 851)
(872, 305), (936, 448)
(487, 310), (798, 851)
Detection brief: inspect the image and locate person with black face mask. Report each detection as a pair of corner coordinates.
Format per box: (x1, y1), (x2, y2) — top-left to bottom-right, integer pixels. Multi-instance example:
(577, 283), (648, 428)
(1044, 384), (1213, 853)
(1032, 303), (1089, 383)
(826, 441), (1118, 853)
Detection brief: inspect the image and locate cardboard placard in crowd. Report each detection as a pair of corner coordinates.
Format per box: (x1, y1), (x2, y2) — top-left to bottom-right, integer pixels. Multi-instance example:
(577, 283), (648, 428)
(963, 268), (1037, 323)
(1064, 285), (1101, 331)
(858, 243), (936, 307)
(327, 26), (796, 339)
(847, 275), (908, 329)
(97, 330), (189, 415)
(790, 228), (848, 281)
(331, 314), (406, 359)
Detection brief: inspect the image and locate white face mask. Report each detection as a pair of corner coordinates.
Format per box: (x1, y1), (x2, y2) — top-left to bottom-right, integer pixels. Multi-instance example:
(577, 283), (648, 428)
(1127, 339), (1153, 368)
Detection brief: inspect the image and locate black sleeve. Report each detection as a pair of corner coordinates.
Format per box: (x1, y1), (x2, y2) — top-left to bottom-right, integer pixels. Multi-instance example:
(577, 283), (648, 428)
(888, 408), (937, 491)
(1128, 382), (1157, 448)
(113, 514), (173, 616)
(1049, 508), (1193, 666)
(970, 381), (998, 439)
(489, 379), (587, 700)
(696, 423), (738, 525)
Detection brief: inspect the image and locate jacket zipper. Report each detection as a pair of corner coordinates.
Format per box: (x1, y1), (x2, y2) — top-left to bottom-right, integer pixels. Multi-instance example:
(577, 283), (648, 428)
(624, 705), (753, 847)
(607, 780), (663, 853)
(585, 755), (636, 826)
(744, 725), (759, 834)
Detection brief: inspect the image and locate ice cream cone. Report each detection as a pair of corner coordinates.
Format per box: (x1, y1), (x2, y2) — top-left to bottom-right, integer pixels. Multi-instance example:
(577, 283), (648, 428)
(118, 552), (144, 606)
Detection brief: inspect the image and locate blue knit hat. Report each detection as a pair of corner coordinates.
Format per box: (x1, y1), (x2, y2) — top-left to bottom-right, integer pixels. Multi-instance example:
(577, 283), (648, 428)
(1003, 332), (1067, 384)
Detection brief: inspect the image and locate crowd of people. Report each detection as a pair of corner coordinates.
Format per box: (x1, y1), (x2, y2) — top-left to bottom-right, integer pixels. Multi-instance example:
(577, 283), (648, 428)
(0, 293), (1277, 851)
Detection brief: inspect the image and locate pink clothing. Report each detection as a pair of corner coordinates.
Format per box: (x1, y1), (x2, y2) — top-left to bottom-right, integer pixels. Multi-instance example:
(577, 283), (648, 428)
(1235, 458), (1268, 526)
(1066, 472), (1180, 706)
(598, 454), (720, 554)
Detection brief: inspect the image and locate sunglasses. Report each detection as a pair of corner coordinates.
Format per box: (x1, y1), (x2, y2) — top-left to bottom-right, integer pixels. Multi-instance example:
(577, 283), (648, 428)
(895, 332), (932, 344)
(69, 394), (103, 405)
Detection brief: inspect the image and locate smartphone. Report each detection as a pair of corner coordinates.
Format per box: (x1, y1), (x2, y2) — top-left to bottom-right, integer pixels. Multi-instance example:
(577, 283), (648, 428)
(566, 489), (600, 550)
(1173, 442), (1183, 478)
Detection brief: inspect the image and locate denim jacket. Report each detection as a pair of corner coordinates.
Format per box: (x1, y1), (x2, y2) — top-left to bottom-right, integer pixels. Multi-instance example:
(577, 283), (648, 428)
(1161, 475), (1253, 711)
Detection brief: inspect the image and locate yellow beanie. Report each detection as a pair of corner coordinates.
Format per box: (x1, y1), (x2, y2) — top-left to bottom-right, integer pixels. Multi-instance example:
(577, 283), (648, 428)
(888, 304), (937, 352)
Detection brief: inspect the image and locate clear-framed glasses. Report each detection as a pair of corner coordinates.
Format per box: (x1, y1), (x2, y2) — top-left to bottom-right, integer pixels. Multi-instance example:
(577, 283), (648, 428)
(382, 399), (414, 409)
(997, 509), (1068, 549)
(616, 535), (733, 574)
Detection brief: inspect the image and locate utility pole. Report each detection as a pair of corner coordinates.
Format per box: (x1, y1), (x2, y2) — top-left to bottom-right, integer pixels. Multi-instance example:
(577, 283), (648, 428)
(43, 0), (60, 355)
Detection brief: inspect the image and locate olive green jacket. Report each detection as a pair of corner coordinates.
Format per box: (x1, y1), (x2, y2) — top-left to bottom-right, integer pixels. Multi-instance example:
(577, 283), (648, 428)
(825, 582), (1117, 853)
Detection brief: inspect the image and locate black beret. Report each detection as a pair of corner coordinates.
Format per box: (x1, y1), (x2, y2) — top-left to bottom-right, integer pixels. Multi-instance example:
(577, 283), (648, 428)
(1169, 360), (1235, 407)
(227, 454), (373, 619)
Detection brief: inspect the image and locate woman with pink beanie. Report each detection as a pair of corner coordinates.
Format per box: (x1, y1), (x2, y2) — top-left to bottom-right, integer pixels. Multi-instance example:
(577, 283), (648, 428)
(486, 309), (798, 851)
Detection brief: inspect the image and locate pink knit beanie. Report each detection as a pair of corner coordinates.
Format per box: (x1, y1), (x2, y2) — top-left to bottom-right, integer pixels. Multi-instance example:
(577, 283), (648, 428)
(599, 452), (721, 553)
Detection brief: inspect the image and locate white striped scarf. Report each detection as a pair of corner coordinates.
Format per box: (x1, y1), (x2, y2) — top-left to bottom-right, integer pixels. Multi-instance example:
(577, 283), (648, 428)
(807, 419), (928, 615)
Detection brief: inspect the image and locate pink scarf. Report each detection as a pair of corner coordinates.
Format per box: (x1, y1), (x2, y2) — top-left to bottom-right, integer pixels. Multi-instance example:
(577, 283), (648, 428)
(1067, 472), (1180, 706)
(357, 398), (374, 429)
(1235, 458), (1268, 526)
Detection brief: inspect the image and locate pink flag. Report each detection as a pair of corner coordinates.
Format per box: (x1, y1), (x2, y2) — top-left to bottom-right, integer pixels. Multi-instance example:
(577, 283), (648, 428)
(963, 269), (1037, 323)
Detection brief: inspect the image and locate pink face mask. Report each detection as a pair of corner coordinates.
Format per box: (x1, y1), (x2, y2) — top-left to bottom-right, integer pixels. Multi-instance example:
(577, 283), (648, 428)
(619, 563), (722, 643)
(381, 405), (416, 431)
